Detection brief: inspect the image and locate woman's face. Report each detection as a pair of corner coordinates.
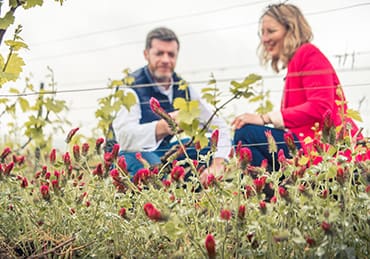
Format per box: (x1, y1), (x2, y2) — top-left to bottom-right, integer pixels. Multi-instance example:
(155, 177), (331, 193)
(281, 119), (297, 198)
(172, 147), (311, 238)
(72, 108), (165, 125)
(260, 15), (287, 58)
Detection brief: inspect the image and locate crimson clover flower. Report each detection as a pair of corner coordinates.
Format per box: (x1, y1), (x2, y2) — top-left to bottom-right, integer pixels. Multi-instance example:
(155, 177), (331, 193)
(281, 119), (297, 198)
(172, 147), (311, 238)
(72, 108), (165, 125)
(238, 205), (246, 220)
(111, 143), (120, 160)
(210, 129), (219, 153)
(119, 207), (127, 218)
(253, 177), (266, 194)
(170, 166), (185, 182)
(4, 162), (14, 176)
(49, 148), (56, 164)
(0, 147), (11, 162)
(149, 97), (177, 131)
(322, 109), (336, 144)
(95, 138), (105, 154)
(81, 143), (89, 156)
(259, 200), (267, 214)
(20, 177), (28, 188)
(238, 147), (253, 170)
(92, 163), (103, 177)
(321, 221), (331, 234)
(143, 202), (165, 221)
(63, 152), (71, 166)
(40, 185), (50, 200)
(73, 144), (80, 161)
(283, 131), (297, 156)
(117, 156), (128, 175)
(65, 127), (79, 144)
(205, 234), (216, 259)
(265, 130), (277, 153)
(220, 209), (232, 221)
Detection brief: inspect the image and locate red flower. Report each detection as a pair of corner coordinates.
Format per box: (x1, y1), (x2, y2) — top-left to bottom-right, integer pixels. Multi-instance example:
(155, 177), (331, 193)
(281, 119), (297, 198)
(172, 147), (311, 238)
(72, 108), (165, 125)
(92, 163), (103, 177)
(63, 152), (71, 166)
(4, 162), (14, 175)
(0, 147), (11, 161)
(321, 189), (328, 199)
(111, 143), (120, 160)
(117, 156), (128, 174)
(110, 169), (120, 180)
(245, 185), (254, 198)
(95, 138), (105, 154)
(283, 131), (297, 155)
(321, 221), (331, 233)
(366, 185), (370, 193)
(170, 166), (185, 182)
(270, 196), (277, 203)
(210, 129), (219, 152)
(65, 127), (79, 143)
(44, 171), (51, 180)
(220, 209), (232, 221)
(305, 236), (315, 247)
(143, 202), (163, 221)
(51, 179), (59, 190)
(238, 147), (253, 170)
(82, 143), (89, 156)
(278, 186), (288, 197)
(259, 200), (266, 214)
(253, 177), (266, 193)
(205, 234), (216, 259)
(49, 148), (56, 164)
(21, 177), (28, 188)
(40, 185), (50, 200)
(162, 179), (171, 188)
(238, 205), (246, 219)
(149, 97), (162, 114)
(73, 144), (80, 161)
(119, 207), (126, 218)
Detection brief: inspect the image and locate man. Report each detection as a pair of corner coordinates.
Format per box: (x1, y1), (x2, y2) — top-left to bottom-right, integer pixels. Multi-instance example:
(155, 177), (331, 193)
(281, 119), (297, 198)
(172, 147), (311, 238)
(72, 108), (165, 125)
(112, 27), (231, 177)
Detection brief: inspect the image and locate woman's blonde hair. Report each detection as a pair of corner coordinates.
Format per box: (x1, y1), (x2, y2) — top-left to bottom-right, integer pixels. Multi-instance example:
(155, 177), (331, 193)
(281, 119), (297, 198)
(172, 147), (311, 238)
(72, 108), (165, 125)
(258, 3), (313, 72)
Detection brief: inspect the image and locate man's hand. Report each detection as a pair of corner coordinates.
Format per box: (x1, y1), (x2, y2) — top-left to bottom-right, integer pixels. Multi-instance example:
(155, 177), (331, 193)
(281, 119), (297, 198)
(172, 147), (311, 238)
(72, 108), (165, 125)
(155, 111), (179, 142)
(231, 112), (264, 130)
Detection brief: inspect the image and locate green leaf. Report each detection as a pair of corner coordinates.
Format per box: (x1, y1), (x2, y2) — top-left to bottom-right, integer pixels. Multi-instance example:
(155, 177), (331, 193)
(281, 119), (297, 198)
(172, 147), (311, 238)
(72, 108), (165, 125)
(3, 53), (25, 81)
(173, 98), (187, 110)
(4, 40), (29, 51)
(208, 78), (216, 85)
(346, 109), (363, 122)
(178, 80), (188, 91)
(18, 97), (30, 112)
(23, 0), (44, 9)
(111, 80), (123, 86)
(9, 87), (20, 94)
(44, 99), (66, 113)
(121, 92), (137, 111)
(298, 156), (309, 166)
(0, 98), (9, 104)
(0, 11), (15, 30)
(327, 166), (337, 179)
(123, 76), (135, 86)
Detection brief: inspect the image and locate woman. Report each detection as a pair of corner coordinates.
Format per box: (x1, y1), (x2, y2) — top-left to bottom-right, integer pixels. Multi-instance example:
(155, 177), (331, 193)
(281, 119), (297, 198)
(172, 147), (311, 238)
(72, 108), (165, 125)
(232, 3), (361, 171)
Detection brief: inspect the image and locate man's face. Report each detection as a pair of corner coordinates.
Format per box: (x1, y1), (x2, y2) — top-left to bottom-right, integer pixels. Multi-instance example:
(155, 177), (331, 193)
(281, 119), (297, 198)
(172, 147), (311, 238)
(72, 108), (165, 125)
(144, 39), (179, 83)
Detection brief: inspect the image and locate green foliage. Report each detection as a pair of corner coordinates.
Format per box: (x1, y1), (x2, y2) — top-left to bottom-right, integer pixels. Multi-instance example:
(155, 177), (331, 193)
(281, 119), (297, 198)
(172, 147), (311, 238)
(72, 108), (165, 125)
(0, 129), (369, 258)
(0, 11), (15, 29)
(94, 70), (136, 139)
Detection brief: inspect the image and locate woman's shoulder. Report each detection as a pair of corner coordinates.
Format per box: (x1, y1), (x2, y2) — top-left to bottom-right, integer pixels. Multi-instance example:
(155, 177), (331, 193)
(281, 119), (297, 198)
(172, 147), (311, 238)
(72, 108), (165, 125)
(294, 43), (325, 58)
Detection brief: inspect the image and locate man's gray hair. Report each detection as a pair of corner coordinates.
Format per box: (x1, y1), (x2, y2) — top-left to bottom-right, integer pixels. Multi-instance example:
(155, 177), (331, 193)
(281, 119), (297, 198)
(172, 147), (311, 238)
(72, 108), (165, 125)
(145, 27), (180, 50)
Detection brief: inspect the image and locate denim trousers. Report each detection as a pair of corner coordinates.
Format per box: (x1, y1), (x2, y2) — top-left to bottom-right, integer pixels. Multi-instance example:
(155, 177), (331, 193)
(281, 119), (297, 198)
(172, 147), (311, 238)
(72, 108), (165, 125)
(233, 124), (301, 171)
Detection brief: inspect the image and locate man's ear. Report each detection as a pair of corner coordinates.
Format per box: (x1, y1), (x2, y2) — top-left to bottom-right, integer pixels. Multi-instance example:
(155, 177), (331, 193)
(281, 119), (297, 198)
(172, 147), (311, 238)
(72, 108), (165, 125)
(143, 49), (149, 61)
